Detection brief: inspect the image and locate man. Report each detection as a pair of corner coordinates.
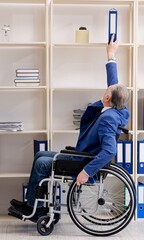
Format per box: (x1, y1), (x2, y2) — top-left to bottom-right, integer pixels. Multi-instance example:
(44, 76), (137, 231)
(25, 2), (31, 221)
(8, 35), (130, 221)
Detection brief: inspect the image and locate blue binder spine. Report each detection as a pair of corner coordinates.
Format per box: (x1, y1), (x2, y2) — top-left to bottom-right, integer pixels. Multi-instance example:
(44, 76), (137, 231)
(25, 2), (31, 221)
(33, 140), (48, 156)
(137, 140), (144, 174)
(137, 183), (144, 218)
(108, 9), (118, 44)
(123, 140), (133, 174)
(115, 140), (124, 168)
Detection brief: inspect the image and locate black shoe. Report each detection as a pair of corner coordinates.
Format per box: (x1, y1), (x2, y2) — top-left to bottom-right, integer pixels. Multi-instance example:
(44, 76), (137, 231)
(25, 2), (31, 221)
(8, 205), (33, 216)
(8, 205), (48, 223)
(10, 199), (27, 209)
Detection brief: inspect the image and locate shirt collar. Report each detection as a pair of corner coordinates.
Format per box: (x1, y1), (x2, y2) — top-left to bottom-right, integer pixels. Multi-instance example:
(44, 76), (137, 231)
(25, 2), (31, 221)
(101, 106), (112, 113)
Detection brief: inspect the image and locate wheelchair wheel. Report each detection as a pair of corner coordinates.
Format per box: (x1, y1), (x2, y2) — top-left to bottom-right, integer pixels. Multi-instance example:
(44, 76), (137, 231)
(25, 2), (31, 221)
(37, 215), (54, 236)
(67, 167), (136, 237)
(110, 163), (135, 192)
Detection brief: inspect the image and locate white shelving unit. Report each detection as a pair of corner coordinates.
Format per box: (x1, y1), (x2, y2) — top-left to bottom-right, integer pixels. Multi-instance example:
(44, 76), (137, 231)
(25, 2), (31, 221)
(0, 0), (143, 220)
(0, 0), (50, 214)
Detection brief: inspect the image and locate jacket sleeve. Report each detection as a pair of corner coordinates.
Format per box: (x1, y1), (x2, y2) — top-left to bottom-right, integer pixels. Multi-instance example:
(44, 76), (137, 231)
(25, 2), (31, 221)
(83, 115), (117, 177)
(106, 62), (118, 86)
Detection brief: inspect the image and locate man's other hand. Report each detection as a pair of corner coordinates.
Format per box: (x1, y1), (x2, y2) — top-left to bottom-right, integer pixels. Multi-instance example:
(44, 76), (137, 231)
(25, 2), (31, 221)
(76, 170), (89, 185)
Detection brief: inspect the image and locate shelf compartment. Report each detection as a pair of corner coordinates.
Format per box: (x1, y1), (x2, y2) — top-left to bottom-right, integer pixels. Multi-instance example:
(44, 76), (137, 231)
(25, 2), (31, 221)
(0, 47), (46, 86)
(0, 4), (45, 42)
(0, 91), (47, 131)
(52, 4), (133, 44)
(52, 47), (131, 89)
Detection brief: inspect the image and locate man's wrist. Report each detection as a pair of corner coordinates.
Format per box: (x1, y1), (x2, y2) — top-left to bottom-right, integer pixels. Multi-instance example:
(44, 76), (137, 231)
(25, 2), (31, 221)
(108, 57), (116, 62)
(83, 169), (89, 176)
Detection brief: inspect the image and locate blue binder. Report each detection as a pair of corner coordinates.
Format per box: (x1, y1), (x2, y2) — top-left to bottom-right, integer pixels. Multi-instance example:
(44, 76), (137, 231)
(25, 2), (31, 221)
(137, 140), (144, 174)
(108, 9), (118, 43)
(123, 140), (133, 174)
(33, 140), (47, 156)
(115, 140), (124, 167)
(137, 183), (144, 218)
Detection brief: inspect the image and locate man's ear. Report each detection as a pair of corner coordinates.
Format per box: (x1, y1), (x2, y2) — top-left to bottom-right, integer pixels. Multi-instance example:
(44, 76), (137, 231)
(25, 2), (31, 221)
(105, 94), (111, 102)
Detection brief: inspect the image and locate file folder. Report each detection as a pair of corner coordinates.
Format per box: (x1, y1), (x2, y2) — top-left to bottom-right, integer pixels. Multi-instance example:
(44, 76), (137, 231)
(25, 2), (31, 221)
(33, 140), (47, 156)
(115, 140), (123, 167)
(123, 140), (133, 174)
(108, 9), (118, 43)
(137, 183), (144, 218)
(137, 140), (144, 174)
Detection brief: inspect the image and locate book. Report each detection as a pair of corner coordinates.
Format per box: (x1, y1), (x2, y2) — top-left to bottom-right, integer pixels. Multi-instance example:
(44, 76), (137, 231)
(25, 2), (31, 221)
(16, 69), (39, 73)
(15, 82), (40, 87)
(14, 79), (40, 83)
(16, 73), (39, 77)
(14, 76), (39, 80)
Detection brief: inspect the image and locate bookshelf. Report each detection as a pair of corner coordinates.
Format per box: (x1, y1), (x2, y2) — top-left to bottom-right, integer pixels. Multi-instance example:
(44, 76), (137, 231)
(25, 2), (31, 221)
(0, 0), (143, 221)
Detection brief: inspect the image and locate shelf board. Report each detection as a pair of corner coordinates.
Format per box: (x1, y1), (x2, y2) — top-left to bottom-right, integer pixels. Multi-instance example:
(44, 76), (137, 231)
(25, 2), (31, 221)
(138, 44), (144, 47)
(0, 173), (30, 178)
(53, 0), (134, 5)
(52, 87), (133, 91)
(0, 42), (46, 47)
(137, 130), (144, 134)
(52, 43), (134, 48)
(52, 130), (79, 134)
(0, 86), (47, 90)
(0, 0), (45, 4)
(0, 130), (48, 134)
(52, 87), (106, 91)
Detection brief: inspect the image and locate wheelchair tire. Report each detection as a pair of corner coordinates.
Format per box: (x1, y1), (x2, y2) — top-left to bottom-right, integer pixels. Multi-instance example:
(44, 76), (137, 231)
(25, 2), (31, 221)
(67, 167), (136, 237)
(37, 215), (54, 236)
(110, 163), (135, 192)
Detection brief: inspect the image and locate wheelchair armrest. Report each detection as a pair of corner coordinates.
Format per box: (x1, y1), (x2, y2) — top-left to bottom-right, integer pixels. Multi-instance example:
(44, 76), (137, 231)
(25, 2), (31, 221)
(118, 126), (129, 134)
(60, 149), (95, 158)
(65, 146), (76, 150)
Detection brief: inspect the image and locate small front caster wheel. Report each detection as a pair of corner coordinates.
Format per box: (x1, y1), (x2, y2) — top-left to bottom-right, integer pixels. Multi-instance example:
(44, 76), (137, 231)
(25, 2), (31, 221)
(37, 215), (54, 236)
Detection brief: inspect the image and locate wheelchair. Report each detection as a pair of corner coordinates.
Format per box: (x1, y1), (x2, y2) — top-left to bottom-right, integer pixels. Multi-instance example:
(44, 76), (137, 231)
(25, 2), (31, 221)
(10, 151), (136, 236)
(9, 128), (136, 237)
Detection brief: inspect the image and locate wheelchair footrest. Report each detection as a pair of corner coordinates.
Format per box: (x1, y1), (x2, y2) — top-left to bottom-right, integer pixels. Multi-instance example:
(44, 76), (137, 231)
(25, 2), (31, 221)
(8, 210), (23, 220)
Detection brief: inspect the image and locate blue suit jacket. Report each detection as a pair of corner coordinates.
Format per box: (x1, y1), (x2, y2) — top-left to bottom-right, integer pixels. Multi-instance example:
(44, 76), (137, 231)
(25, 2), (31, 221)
(75, 62), (130, 177)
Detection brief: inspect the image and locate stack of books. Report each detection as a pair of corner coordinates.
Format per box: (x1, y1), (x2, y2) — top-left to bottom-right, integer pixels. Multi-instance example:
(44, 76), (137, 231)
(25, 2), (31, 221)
(0, 122), (24, 132)
(14, 69), (40, 87)
(73, 103), (91, 130)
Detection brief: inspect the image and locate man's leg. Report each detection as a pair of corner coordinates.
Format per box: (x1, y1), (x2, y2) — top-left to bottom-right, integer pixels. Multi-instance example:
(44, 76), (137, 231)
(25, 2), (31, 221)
(10, 151), (57, 208)
(26, 155), (53, 208)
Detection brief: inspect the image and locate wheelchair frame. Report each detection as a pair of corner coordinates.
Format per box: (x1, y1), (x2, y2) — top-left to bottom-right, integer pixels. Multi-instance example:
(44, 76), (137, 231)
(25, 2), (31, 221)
(16, 149), (136, 237)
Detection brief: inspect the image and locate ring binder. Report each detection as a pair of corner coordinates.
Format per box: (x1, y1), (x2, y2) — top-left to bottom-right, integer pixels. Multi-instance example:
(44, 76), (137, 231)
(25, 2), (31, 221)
(108, 9), (118, 44)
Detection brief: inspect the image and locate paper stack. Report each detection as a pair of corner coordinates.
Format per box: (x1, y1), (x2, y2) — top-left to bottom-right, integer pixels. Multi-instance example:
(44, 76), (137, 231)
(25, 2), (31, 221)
(0, 122), (24, 132)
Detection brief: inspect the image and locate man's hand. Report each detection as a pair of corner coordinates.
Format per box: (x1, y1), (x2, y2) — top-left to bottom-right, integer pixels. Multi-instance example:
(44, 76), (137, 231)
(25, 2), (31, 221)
(76, 170), (89, 186)
(107, 34), (118, 60)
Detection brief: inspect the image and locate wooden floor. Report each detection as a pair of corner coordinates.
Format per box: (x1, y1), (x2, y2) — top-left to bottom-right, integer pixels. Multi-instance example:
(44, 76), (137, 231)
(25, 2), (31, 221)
(0, 215), (143, 240)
